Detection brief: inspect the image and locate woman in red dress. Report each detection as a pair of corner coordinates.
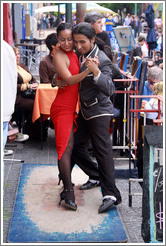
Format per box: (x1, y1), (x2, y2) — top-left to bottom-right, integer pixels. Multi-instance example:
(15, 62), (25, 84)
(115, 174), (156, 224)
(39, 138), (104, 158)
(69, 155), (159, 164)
(50, 23), (91, 211)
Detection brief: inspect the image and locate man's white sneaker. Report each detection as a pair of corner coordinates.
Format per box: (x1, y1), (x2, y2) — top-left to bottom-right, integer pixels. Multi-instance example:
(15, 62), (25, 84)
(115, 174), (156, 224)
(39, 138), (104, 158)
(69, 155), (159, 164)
(4, 149), (13, 156)
(15, 133), (29, 142)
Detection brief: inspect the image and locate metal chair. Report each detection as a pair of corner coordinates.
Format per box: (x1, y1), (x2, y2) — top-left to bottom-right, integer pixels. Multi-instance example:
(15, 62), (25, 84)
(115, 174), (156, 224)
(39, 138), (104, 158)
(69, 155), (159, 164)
(19, 47), (33, 70)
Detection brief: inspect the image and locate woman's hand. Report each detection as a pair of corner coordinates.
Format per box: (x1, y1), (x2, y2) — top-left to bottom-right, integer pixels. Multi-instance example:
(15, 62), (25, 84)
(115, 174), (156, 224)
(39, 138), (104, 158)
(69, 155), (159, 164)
(93, 55), (100, 66)
(85, 56), (99, 67)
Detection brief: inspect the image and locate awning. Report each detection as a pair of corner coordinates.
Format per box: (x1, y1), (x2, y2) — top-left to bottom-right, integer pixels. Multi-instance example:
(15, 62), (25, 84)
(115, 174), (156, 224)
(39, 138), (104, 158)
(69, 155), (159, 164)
(35, 5), (66, 14)
(35, 3), (116, 15)
(74, 3), (115, 14)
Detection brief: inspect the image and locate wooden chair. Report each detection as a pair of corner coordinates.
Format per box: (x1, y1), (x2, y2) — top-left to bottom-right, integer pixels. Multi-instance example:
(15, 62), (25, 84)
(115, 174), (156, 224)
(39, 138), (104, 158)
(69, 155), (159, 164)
(119, 52), (129, 72)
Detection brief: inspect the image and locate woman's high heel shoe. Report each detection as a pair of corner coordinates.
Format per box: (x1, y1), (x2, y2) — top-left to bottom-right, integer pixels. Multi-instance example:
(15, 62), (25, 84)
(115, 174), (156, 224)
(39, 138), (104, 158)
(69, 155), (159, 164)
(59, 189), (77, 211)
(59, 190), (65, 203)
(58, 174), (62, 185)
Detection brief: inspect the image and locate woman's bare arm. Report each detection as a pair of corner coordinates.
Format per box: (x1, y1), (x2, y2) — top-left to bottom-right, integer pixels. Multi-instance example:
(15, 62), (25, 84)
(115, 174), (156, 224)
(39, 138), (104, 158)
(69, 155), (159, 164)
(53, 50), (90, 85)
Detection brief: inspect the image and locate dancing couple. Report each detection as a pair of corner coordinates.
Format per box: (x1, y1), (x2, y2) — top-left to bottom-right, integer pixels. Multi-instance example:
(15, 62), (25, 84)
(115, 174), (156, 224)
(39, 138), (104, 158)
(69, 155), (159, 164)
(50, 22), (122, 213)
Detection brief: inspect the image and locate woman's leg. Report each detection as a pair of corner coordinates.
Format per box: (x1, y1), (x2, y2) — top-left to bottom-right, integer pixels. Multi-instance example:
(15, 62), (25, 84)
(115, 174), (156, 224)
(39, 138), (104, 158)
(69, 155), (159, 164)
(57, 125), (77, 210)
(15, 97), (34, 122)
(58, 125), (74, 197)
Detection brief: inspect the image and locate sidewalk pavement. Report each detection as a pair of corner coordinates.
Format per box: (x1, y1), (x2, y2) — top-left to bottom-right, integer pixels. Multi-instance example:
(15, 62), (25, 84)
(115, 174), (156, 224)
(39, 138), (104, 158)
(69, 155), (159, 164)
(3, 128), (144, 244)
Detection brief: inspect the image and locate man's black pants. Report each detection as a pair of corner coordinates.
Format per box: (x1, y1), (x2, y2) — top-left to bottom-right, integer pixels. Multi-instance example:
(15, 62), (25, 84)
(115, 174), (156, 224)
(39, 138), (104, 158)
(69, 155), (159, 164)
(71, 111), (121, 200)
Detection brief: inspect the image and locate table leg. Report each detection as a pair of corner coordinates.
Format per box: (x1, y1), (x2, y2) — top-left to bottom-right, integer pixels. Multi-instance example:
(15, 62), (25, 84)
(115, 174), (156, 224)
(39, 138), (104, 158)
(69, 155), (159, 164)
(40, 114), (43, 150)
(35, 47), (38, 70)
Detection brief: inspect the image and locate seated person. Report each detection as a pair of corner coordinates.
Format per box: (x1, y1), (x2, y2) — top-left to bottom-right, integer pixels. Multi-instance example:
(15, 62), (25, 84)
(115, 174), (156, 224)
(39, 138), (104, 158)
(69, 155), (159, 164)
(8, 121), (29, 142)
(143, 59), (155, 81)
(137, 66), (163, 178)
(130, 35), (145, 64)
(144, 81), (163, 120)
(12, 47), (45, 140)
(141, 66), (163, 109)
(39, 33), (59, 83)
(12, 46), (38, 121)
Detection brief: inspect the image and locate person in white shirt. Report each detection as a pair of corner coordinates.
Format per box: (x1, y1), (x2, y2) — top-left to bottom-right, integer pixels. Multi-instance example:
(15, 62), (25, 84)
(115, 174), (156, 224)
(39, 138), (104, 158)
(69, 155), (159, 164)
(123, 13), (131, 26)
(144, 81), (163, 120)
(114, 14), (119, 24)
(2, 40), (17, 185)
(141, 41), (149, 58)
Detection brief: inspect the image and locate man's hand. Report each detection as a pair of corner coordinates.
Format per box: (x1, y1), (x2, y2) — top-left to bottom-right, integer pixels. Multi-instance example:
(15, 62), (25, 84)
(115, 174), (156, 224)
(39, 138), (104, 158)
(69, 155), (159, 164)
(54, 75), (67, 89)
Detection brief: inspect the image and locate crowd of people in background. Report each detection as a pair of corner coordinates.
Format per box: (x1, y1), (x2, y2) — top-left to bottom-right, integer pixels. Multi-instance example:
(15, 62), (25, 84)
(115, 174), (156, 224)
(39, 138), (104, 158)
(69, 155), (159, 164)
(37, 13), (65, 30)
(36, 10), (163, 54)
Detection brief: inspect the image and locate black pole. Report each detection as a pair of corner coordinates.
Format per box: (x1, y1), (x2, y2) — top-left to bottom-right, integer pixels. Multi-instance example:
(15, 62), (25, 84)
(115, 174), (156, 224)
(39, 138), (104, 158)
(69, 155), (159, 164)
(129, 96), (132, 207)
(12, 3), (15, 40)
(57, 4), (61, 25)
(66, 3), (72, 24)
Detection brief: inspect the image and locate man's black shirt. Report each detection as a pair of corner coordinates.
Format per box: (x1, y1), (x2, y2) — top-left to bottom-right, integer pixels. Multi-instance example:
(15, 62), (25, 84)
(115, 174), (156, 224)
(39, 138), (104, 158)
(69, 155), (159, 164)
(97, 31), (111, 46)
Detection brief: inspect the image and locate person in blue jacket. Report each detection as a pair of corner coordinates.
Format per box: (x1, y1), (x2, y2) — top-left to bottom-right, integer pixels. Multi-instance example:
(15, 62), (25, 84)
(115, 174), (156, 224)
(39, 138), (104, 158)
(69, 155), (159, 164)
(105, 13), (115, 38)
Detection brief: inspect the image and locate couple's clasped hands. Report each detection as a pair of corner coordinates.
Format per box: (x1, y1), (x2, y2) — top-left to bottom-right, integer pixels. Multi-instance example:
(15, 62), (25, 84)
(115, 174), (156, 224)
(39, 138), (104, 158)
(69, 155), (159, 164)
(55, 56), (100, 89)
(85, 55), (100, 78)
(85, 55), (99, 71)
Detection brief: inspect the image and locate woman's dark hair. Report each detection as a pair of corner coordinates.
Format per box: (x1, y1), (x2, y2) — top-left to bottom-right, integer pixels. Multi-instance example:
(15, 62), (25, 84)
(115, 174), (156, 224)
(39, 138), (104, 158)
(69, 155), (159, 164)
(56, 22), (73, 37)
(96, 37), (113, 61)
(45, 33), (58, 52)
(73, 22), (113, 61)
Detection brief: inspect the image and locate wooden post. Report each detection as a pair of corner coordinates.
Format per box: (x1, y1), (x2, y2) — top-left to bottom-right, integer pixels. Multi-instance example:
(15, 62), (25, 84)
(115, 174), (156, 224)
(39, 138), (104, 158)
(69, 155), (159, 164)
(25, 14), (31, 38)
(76, 3), (86, 24)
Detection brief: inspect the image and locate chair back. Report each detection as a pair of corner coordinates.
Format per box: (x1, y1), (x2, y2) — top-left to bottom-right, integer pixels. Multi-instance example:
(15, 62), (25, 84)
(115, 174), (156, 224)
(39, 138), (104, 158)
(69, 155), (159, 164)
(119, 52), (128, 71)
(131, 57), (142, 78)
(138, 60), (148, 115)
(112, 51), (120, 65)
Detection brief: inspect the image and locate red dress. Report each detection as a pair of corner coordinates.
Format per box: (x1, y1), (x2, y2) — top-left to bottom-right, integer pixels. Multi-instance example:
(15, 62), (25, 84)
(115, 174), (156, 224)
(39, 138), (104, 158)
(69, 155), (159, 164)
(50, 50), (80, 160)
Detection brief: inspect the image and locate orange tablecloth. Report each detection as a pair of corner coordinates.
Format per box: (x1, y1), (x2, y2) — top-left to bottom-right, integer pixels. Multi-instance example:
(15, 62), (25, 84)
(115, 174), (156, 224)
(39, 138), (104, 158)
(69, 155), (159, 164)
(32, 84), (58, 123)
(32, 83), (80, 123)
